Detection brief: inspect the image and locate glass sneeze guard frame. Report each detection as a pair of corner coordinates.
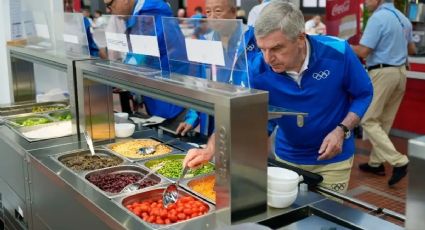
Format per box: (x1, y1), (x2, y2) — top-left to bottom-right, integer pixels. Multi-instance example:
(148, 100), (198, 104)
(162, 17), (250, 90)
(94, 14), (163, 77)
(76, 59), (268, 228)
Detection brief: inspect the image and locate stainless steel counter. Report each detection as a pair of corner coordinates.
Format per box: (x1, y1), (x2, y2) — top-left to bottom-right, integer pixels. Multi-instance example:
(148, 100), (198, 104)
(0, 125), (405, 229)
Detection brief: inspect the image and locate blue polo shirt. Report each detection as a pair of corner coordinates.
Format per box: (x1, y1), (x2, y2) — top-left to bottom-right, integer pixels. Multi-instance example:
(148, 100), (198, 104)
(125, 0), (184, 119)
(250, 35), (373, 165)
(360, 3), (413, 67)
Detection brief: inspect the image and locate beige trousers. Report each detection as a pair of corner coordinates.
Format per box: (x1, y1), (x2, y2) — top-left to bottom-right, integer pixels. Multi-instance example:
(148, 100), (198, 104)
(361, 66), (409, 167)
(275, 156), (354, 193)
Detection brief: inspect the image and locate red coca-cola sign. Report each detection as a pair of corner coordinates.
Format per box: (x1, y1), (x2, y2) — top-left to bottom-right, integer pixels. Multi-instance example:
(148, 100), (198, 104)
(326, 0), (361, 43)
(331, 0), (351, 16)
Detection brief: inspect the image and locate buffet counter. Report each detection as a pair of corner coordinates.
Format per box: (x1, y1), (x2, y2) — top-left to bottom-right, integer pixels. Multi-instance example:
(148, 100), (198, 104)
(393, 56), (425, 134)
(0, 125), (404, 230)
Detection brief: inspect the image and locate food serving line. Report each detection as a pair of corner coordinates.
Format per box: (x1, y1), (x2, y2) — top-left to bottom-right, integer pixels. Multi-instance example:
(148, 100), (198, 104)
(0, 47), (405, 229)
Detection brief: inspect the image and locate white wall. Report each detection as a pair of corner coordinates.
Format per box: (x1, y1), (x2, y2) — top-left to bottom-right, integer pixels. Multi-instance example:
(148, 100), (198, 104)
(0, 0), (13, 104)
(0, 0), (64, 104)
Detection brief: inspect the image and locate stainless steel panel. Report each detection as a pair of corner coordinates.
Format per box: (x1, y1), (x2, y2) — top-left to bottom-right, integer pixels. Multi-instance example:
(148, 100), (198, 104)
(82, 78), (115, 141)
(84, 165), (165, 198)
(0, 137), (27, 202)
(0, 178), (28, 229)
(279, 215), (350, 230)
(406, 136), (425, 230)
(28, 154), (126, 230)
(311, 200), (403, 230)
(10, 57), (35, 102)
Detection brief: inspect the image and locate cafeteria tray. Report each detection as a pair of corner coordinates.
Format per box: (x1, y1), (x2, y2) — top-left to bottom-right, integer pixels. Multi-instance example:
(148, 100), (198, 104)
(181, 174), (216, 205)
(50, 148), (126, 177)
(115, 186), (215, 228)
(142, 154), (215, 181)
(84, 165), (166, 198)
(104, 138), (182, 163)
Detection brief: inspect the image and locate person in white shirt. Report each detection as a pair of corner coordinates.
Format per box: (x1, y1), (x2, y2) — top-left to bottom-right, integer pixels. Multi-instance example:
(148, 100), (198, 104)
(247, 0), (271, 26)
(93, 10), (107, 29)
(305, 14), (326, 35)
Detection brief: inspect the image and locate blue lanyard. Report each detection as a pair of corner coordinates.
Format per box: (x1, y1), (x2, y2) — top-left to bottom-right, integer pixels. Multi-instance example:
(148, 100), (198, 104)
(381, 6), (404, 29)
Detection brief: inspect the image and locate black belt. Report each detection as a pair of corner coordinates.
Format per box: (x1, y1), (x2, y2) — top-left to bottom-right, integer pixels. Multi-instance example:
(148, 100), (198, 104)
(367, 64), (403, 71)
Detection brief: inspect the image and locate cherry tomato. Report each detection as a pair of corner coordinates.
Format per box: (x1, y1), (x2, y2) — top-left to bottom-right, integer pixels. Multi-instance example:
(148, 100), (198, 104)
(183, 208), (192, 215)
(177, 213), (186, 220)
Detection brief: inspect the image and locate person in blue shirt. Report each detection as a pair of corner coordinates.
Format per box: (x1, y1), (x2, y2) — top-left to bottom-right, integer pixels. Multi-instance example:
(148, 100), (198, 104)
(352, 0), (416, 186)
(183, 2), (373, 193)
(82, 8), (99, 57)
(191, 6), (204, 20)
(175, 0), (259, 136)
(104, 0), (187, 121)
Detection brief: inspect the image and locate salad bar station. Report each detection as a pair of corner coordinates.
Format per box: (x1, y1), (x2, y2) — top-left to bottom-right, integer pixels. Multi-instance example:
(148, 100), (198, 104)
(0, 46), (407, 230)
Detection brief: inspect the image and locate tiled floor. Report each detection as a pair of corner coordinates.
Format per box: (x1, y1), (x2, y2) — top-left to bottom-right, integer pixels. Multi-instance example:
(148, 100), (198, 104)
(346, 136), (409, 226)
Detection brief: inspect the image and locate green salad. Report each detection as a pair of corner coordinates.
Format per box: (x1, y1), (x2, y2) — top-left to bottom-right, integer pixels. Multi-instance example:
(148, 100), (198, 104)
(150, 159), (214, 178)
(16, 117), (52, 127)
(51, 111), (72, 121)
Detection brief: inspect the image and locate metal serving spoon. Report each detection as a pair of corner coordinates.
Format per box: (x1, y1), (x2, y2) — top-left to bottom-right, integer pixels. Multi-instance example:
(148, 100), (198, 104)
(162, 166), (189, 207)
(121, 162), (165, 193)
(83, 131), (95, 156)
(138, 138), (177, 156)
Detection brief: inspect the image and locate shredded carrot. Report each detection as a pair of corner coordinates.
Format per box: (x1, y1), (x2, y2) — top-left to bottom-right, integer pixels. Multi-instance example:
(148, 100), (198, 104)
(190, 176), (216, 201)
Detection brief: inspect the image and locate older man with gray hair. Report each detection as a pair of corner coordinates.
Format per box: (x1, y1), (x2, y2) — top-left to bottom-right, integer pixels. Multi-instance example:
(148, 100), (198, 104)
(183, 1), (373, 193)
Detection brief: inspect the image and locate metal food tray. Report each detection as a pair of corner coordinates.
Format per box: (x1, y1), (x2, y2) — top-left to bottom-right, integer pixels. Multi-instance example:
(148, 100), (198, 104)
(84, 165), (166, 198)
(50, 148), (127, 177)
(181, 174), (216, 205)
(4, 113), (73, 142)
(141, 154), (215, 182)
(104, 138), (182, 163)
(115, 186), (215, 228)
(0, 101), (69, 117)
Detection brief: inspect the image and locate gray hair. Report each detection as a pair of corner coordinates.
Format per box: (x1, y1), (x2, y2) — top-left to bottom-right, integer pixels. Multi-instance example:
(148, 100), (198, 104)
(254, 1), (305, 41)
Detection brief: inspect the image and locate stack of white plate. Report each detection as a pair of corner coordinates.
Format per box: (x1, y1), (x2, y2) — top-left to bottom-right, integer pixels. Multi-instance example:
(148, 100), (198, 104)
(267, 167), (300, 208)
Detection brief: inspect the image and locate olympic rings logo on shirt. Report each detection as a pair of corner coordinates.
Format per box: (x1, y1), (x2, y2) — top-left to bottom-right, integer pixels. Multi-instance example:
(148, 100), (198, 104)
(246, 44), (256, 51)
(330, 182), (346, 192)
(312, 70), (330, 80)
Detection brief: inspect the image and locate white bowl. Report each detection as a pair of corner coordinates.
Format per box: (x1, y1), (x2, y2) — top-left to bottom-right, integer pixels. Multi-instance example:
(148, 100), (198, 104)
(268, 179), (299, 193)
(268, 167), (299, 182)
(267, 188), (298, 208)
(114, 112), (129, 123)
(114, 123), (135, 138)
(267, 186), (298, 196)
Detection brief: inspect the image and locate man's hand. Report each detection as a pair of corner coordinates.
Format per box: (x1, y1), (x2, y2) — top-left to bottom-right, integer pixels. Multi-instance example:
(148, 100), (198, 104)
(183, 148), (214, 168)
(317, 127), (345, 160)
(176, 122), (193, 136)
